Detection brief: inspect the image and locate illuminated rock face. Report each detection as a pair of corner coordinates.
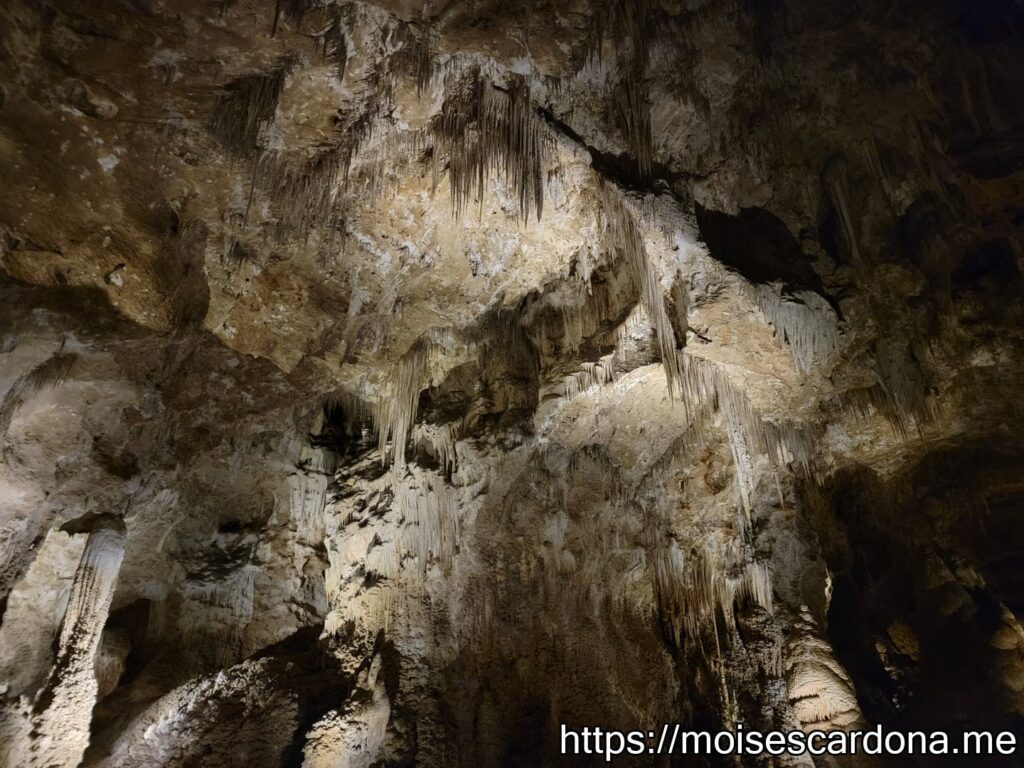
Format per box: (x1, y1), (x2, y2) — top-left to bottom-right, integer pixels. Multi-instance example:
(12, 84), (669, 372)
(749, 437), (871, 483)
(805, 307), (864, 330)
(0, 0), (1023, 766)
(5, 519), (126, 768)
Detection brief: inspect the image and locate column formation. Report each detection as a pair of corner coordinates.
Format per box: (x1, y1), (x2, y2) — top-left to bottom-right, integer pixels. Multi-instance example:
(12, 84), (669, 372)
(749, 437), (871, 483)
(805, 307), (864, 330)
(26, 516), (126, 768)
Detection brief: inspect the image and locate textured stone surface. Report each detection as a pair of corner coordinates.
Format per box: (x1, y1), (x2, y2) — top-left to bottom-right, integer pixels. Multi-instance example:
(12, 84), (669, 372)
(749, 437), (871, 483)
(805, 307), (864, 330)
(1, 0), (1023, 766)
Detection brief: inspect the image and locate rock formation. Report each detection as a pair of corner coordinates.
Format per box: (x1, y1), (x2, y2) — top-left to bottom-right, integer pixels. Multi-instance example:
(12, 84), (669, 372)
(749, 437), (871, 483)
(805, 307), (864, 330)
(0, 0), (1022, 766)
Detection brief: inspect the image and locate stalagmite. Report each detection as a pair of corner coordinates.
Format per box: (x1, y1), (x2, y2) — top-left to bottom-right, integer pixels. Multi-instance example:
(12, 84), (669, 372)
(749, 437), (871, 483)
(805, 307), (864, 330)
(990, 605), (1024, 713)
(12, 517), (126, 768)
(94, 628), (131, 701)
(784, 607), (866, 731)
(302, 655), (390, 768)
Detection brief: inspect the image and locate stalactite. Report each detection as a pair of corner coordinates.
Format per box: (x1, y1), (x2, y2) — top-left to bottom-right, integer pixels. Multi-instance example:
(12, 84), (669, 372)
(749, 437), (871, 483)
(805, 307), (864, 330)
(376, 345), (429, 470)
(181, 562), (258, 667)
(611, 67), (653, 177)
(0, 350), (77, 436)
(230, 24), (438, 243)
(253, 19), (439, 240)
(678, 353), (814, 475)
(482, 75), (545, 221)
(375, 329), (458, 469)
(183, 565), (257, 617)
(524, 269), (625, 362)
(344, 130), (432, 206)
(586, 0), (651, 71)
(751, 283), (840, 374)
(655, 542), (773, 651)
(301, 15), (434, 217)
(321, 387), (375, 440)
(290, 452), (332, 528)
(586, 0), (653, 176)
(860, 137), (900, 210)
(396, 472), (458, 575)
(725, 412), (757, 515)
(822, 155), (863, 265)
(314, 3), (350, 81)
(562, 354), (616, 399)
(271, 0), (316, 36)
(634, 404), (716, 493)
(412, 422), (460, 476)
(739, 561), (774, 614)
(832, 383), (910, 439)
(667, 272), (690, 346)
(596, 181), (682, 396)
(253, 145), (346, 238)
(386, 22), (435, 96)
(209, 54), (298, 157)
(606, 303), (658, 372)
(873, 338), (937, 432)
(432, 66), (546, 222)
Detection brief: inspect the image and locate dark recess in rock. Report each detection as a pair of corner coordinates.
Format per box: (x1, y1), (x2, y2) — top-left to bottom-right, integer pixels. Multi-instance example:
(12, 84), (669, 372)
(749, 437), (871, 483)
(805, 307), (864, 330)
(695, 203), (831, 297)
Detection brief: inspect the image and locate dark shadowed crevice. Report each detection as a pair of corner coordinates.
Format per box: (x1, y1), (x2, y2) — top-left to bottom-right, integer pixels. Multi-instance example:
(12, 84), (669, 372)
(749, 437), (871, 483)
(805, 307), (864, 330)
(694, 203), (832, 298)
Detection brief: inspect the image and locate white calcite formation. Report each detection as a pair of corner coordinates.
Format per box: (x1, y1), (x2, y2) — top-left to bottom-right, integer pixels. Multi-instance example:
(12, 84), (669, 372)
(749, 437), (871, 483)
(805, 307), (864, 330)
(2, 520), (125, 768)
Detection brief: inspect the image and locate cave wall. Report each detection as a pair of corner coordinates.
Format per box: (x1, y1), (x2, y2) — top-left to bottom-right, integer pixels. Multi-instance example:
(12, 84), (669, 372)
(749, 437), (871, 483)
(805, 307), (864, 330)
(1, 0), (1023, 766)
